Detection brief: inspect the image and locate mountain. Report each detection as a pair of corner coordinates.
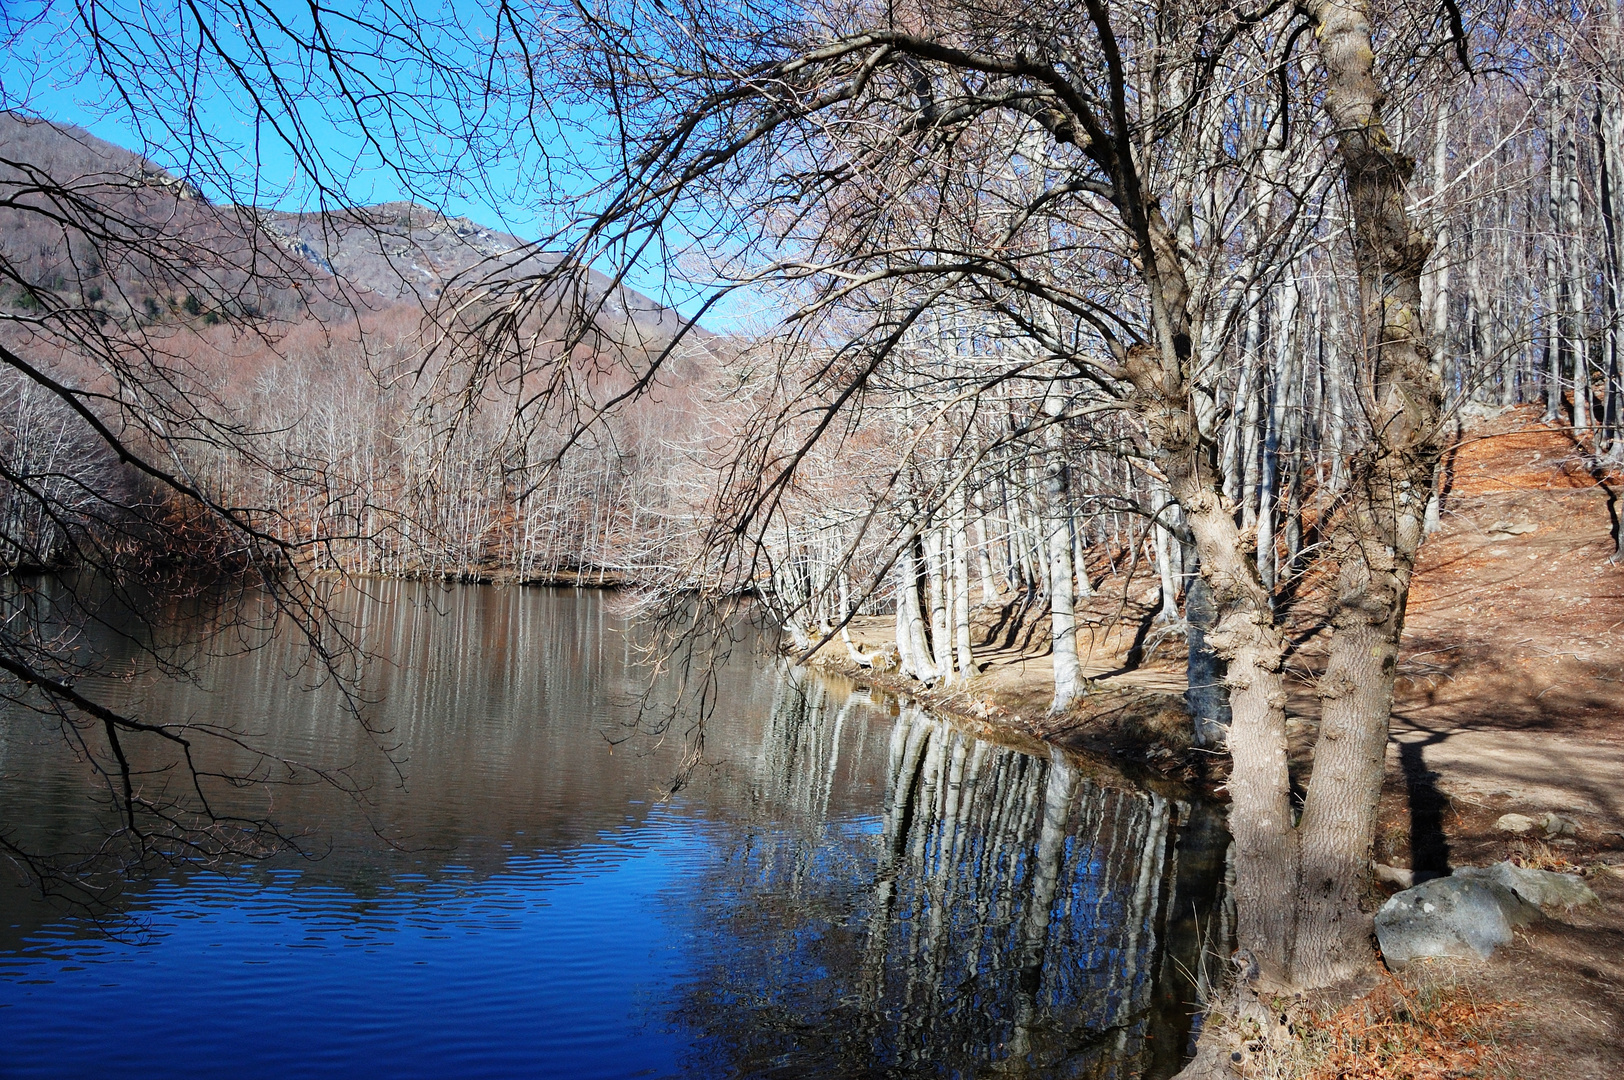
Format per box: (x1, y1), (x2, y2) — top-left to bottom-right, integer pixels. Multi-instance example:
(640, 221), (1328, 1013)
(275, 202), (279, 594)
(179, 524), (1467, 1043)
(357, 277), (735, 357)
(258, 204), (694, 344)
(0, 111), (335, 324)
(0, 111), (697, 346)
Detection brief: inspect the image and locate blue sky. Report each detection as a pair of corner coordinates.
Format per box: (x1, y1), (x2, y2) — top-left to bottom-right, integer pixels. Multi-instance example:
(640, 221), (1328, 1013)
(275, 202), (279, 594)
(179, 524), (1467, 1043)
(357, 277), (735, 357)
(0, 0), (750, 327)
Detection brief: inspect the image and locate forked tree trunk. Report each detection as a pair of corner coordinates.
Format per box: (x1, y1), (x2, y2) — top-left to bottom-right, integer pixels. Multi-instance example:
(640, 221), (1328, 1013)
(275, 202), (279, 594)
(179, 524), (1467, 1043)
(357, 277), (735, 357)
(1125, 320), (1300, 982)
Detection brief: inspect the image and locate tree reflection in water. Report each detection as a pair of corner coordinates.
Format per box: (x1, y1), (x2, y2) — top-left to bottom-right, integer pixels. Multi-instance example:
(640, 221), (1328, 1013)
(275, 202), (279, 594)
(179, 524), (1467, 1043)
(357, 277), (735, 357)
(680, 667), (1233, 1079)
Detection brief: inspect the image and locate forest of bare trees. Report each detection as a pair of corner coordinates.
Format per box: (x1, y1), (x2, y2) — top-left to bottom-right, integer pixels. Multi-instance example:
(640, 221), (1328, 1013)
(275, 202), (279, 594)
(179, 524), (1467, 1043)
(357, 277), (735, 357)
(10, 10), (1621, 617)
(1, 0), (1621, 1008)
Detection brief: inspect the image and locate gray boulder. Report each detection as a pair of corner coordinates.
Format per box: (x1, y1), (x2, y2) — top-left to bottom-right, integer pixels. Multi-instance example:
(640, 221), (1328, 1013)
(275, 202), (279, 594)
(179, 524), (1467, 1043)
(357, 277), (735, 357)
(1375, 875), (1539, 967)
(1455, 861), (1597, 910)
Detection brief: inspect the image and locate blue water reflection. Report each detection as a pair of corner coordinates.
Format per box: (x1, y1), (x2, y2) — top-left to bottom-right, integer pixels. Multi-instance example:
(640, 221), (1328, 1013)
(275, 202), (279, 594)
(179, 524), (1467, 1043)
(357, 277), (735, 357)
(0, 584), (1226, 1078)
(4, 817), (731, 1078)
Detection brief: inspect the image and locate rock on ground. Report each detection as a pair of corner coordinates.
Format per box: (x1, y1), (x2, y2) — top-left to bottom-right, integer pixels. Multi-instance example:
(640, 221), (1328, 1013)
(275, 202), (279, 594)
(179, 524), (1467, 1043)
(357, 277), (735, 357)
(1495, 812), (1536, 834)
(1375, 875), (1540, 967)
(1455, 861), (1598, 910)
(1373, 862), (1415, 888)
(1541, 812), (1579, 837)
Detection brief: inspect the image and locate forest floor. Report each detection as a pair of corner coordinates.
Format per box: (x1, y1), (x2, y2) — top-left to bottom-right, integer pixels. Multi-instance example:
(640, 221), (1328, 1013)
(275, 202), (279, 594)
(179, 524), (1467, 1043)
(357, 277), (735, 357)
(819, 404), (1624, 1079)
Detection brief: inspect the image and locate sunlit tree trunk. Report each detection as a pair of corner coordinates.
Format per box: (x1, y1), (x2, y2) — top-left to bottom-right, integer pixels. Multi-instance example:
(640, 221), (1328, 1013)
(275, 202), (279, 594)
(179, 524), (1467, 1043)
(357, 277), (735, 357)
(950, 485), (978, 677)
(1600, 83), (1624, 459)
(1292, 0), (1446, 986)
(971, 490), (1002, 603)
(1558, 82), (1590, 433)
(1547, 107), (1566, 422)
(925, 522), (954, 683)
(1042, 396), (1084, 712)
(896, 530), (938, 682)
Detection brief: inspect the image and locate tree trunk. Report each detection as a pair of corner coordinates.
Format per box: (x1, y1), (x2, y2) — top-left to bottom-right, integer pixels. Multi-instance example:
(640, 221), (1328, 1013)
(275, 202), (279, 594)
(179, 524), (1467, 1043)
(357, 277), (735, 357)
(1125, 308), (1299, 985)
(1044, 454), (1084, 713)
(1428, 108), (1453, 395)
(1240, 328), (1265, 530)
(1225, 345), (1259, 508)
(1601, 89), (1623, 458)
(971, 490), (1002, 603)
(1327, 295), (1349, 489)
(1165, 450), (1299, 984)
(1466, 226), (1487, 402)
(950, 486), (978, 677)
(1258, 276), (1299, 589)
(1547, 108), (1566, 422)
(1185, 567), (1232, 748)
(925, 522), (954, 683)
(897, 529), (937, 682)
(1072, 502), (1094, 599)
(1294, 0), (1445, 987)
(1152, 486), (1180, 622)
(1559, 81), (1590, 433)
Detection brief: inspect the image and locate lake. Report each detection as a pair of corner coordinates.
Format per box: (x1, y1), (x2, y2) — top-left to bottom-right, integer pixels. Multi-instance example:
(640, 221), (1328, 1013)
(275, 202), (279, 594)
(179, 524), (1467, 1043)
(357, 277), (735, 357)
(0, 582), (1230, 1078)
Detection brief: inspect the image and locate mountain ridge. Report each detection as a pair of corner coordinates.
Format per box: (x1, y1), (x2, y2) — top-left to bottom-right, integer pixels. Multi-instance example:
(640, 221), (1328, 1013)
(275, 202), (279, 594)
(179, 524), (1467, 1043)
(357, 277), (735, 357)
(0, 110), (697, 345)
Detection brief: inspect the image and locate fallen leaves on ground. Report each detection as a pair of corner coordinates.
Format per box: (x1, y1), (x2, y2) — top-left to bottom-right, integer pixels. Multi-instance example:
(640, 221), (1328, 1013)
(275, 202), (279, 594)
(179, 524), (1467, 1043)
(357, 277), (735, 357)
(1299, 976), (1513, 1080)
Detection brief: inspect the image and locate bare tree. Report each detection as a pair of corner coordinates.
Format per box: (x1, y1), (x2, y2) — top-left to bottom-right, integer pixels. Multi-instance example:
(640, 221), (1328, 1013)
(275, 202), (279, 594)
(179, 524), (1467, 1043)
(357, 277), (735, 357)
(444, 0), (1481, 994)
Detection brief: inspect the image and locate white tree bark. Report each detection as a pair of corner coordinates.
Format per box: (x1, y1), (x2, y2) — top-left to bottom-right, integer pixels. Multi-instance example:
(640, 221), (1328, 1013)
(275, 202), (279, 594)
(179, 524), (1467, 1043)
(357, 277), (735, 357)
(1042, 394), (1083, 713)
(950, 485), (978, 677)
(925, 522), (954, 683)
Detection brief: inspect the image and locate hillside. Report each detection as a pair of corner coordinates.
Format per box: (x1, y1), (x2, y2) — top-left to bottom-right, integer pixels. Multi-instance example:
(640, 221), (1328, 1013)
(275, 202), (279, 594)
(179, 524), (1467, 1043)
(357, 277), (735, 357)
(0, 111), (695, 347)
(258, 204), (692, 347)
(0, 111), (340, 325)
(0, 110), (721, 581)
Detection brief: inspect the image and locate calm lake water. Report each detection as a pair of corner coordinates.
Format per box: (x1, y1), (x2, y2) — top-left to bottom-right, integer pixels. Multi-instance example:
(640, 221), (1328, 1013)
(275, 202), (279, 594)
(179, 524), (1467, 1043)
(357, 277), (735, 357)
(0, 583), (1229, 1079)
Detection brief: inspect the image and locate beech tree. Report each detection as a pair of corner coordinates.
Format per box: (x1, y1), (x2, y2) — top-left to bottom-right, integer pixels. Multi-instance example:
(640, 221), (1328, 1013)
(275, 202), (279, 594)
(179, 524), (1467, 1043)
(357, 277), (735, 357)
(458, 0), (1478, 992)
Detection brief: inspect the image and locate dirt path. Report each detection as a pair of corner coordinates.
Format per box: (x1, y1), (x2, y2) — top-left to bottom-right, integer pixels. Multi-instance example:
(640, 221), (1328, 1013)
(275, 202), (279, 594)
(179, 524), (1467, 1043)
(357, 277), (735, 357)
(1364, 411), (1624, 1079)
(1388, 723), (1624, 829)
(1376, 409), (1624, 842)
